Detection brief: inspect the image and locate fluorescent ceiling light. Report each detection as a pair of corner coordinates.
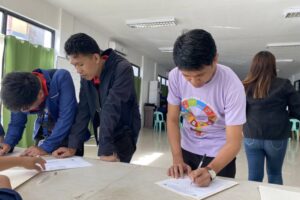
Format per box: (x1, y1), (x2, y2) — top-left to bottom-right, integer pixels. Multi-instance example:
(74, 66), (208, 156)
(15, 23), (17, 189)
(284, 8), (300, 18)
(126, 17), (177, 28)
(158, 47), (173, 53)
(211, 25), (241, 30)
(266, 42), (300, 48)
(276, 59), (294, 63)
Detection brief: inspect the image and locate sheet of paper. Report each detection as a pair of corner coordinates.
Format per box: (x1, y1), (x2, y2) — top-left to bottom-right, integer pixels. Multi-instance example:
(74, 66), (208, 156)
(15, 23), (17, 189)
(259, 185), (300, 200)
(45, 157), (92, 171)
(0, 168), (38, 189)
(156, 177), (238, 199)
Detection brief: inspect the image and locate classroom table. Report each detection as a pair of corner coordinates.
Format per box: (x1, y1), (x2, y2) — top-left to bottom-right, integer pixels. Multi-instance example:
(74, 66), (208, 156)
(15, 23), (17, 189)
(16, 157), (300, 200)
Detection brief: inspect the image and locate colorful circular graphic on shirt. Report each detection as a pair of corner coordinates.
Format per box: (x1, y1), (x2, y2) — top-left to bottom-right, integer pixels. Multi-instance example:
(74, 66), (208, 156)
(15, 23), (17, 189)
(181, 98), (217, 136)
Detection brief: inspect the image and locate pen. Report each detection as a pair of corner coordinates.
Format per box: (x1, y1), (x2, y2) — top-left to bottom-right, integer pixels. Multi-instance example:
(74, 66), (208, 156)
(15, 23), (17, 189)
(197, 154), (206, 169)
(191, 154), (207, 184)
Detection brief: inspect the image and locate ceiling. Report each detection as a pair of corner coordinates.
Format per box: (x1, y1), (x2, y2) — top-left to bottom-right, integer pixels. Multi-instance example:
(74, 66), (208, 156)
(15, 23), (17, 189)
(45, 0), (300, 79)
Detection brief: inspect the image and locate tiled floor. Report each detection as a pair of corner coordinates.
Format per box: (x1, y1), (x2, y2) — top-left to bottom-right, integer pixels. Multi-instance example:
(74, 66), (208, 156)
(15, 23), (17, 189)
(84, 128), (300, 188)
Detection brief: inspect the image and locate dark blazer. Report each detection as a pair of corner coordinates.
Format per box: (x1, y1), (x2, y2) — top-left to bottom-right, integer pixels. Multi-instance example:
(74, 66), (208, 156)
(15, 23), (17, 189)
(244, 77), (300, 139)
(68, 49), (141, 156)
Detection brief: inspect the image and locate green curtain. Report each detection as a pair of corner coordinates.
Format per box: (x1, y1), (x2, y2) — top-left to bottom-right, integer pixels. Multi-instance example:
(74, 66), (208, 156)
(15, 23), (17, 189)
(161, 85), (168, 97)
(134, 77), (141, 103)
(2, 35), (54, 148)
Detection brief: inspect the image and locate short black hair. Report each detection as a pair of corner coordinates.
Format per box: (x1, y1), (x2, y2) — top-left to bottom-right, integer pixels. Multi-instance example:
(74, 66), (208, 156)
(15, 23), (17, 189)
(173, 29), (217, 70)
(1, 72), (40, 112)
(64, 33), (101, 56)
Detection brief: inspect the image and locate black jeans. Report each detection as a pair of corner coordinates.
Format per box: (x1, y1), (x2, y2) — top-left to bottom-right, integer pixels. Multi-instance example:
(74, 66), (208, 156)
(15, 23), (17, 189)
(113, 128), (136, 163)
(182, 148), (236, 178)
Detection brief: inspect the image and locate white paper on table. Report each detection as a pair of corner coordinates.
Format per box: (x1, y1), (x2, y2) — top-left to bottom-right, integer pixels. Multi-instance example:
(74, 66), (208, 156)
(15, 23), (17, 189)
(0, 168), (38, 189)
(45, 157), (92, 171)
(259, 185), (300, 200)
(156, 177), (238, 199)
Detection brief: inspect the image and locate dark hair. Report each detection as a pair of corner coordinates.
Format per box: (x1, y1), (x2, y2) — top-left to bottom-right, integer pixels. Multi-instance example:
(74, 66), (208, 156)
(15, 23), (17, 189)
(173, 29), (217, 70)
(1, 72), (41, 112)
(64, 33), (101, 56)
(243, 51), (277, 99)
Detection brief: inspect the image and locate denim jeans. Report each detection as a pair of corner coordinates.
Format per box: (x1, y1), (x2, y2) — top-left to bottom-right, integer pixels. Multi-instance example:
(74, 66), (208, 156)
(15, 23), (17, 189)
(244, 138), (288, 185)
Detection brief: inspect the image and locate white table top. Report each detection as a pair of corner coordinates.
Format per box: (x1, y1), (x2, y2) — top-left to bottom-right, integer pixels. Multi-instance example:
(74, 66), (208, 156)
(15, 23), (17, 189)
(15, 157), (300, 200)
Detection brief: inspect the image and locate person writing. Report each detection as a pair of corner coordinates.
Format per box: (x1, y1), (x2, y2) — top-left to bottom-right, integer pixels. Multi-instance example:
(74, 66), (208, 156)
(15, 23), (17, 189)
(167, 29), (246, 186)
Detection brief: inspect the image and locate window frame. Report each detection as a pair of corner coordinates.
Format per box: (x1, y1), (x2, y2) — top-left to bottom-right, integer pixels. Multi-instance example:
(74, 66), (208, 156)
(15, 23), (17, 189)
(158, 74), (168, 86)
(0, 7), (55, 48)
(132, 63), (141, 78)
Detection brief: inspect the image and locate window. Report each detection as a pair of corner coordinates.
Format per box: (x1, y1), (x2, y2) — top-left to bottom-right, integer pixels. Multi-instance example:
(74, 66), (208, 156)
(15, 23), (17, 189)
(158, 75), (168, 86)
(132, 64), (140, 77)
(0, 12), (3, 31)
(0, 8), (54, 48)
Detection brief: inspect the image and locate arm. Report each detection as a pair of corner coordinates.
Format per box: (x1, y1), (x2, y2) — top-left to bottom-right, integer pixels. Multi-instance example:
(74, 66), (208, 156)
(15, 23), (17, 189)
(0, 113), (27, 155)
(98, 65), (134, 157)
(189, 125), (242, 186)
(286, 80), (300, 119)
(208, 125), (242, 172)
(39, 72), (77, 153)
(52, 79), (91, 158)
(0, 157), (46, 171)
(167, 104), (182, 161)
(167, 104), (192, 178)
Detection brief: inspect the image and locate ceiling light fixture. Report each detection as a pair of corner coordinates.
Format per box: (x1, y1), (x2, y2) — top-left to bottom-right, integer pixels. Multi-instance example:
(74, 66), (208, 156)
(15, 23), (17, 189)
(158, 47), (173, 53)
(276, 59), (294, 63)
(211, 25), (241, 30)
(126, 17), (177, 28)
(284, 8), (300, 18)
(266, 42), (300, 48)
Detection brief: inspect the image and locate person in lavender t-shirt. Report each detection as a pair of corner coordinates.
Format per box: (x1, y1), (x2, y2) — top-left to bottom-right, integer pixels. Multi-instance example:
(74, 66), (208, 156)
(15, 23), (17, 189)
(167, 29), (246, 187)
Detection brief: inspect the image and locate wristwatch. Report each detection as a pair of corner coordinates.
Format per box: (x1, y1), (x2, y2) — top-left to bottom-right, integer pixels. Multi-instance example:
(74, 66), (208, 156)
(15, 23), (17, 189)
(205, 167), (216, 180)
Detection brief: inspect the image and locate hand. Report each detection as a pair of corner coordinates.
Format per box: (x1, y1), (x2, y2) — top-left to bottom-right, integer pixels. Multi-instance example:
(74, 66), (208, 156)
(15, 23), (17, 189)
(189, 168), (212, 187)
(0, 143), (11, 156)
(0, 175), (12, 189)
(19, 157), (46, 172)
(21, 146), (48, 157)
(52, 147), (76, 158)
(99, 153), (120, 162)
(168, 160), (192, 178)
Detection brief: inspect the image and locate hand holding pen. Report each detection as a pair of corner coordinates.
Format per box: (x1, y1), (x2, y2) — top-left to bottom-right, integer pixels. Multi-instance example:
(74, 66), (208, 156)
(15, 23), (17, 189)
(189, 154), (212, 187)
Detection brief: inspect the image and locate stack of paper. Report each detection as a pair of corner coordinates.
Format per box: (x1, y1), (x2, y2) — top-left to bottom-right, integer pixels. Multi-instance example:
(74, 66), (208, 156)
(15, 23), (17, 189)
(156, 177), (238, 199)
(0, 168), (38, 189)
(45, 157), (92, 171)
(259, 185), (300, 200)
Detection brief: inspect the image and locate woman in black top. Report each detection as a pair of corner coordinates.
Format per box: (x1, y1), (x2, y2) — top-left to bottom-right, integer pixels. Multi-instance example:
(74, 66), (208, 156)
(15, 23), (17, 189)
(243, 51), (300, 185)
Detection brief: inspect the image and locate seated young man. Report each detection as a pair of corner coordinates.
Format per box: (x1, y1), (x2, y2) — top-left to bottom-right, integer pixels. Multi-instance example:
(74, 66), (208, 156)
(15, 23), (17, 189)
(0, 156), (45, 200)
(167, 29), (246, 187)
(0, 69), (78, 157)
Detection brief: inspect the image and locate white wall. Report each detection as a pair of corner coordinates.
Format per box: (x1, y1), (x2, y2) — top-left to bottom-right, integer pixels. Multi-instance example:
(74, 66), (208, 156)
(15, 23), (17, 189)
(0, 0), (59, 30)
(140, 56), (156, 123)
